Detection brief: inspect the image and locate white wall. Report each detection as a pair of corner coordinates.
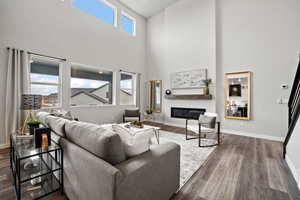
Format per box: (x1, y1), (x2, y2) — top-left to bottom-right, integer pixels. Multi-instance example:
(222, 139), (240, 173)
(147, 0), (300, 139)
(146, 0), (216, 125)
(216, 0), (300, 139)
(0, 0), (146, 147)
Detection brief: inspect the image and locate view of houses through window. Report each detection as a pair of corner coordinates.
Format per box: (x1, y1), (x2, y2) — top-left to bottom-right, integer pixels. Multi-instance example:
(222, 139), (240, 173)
(29, 58), (138, 108)
(29, 60), (61, 108)
(120, 71), (136, 105)
(70, 65), (114, 106)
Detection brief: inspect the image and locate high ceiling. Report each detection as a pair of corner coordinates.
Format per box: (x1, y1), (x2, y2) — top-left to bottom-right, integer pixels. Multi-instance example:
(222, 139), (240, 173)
(119, 0), (180, 18)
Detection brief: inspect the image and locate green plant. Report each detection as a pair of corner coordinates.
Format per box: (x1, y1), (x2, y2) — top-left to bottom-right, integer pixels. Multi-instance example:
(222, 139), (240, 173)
(146, 109), (153, 115)
(130, 120), (144, 128)
(27, 119), (41, 126)
(202, 79), (212, 87)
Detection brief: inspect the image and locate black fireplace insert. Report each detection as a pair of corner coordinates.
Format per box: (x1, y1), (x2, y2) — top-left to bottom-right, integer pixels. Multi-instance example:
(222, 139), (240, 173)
(171, 107), (206, 120)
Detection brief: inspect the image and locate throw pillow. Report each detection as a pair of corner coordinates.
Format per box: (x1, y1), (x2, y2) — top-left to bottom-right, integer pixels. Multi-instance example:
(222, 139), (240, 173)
(112, 124), (153, 157)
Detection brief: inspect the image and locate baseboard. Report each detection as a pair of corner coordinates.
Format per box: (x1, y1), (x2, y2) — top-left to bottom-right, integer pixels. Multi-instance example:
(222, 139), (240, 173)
(163, 122), (284, 142)
(0, 143), (10, 149)
(222, 129), (284, 142)
(286, 155), (300, 190)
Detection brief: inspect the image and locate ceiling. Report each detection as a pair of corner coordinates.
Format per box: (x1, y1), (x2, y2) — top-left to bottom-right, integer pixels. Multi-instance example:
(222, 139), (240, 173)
(119, 0), (180, 18)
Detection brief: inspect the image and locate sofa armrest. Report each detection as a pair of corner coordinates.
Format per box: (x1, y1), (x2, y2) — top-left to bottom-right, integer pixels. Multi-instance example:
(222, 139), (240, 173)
(60, 138), (122, 200)
(115, 142), (180, 200)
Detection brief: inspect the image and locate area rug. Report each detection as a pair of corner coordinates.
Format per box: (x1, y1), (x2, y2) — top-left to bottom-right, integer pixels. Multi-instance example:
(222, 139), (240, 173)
(159, 131), (217, 189)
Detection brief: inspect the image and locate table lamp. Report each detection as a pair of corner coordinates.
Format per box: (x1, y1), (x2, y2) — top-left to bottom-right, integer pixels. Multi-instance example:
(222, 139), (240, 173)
(20, 94), (42, 134)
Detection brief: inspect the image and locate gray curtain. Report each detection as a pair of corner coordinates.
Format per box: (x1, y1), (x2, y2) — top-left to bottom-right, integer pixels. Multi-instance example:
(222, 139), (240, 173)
(4, 49), (29, 143)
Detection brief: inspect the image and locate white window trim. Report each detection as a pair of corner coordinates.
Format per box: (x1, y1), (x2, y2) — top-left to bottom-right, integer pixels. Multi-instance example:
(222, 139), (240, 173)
(70, 62), (116, 107)
(29, 55), (63, 109)
(121, 11), (136, 36)
(120, 71), (137, 106)
(100, 0), (118, 27)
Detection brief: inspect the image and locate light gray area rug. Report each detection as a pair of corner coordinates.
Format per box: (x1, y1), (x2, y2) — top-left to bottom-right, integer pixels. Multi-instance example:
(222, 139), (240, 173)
(159, 131), (217, 189)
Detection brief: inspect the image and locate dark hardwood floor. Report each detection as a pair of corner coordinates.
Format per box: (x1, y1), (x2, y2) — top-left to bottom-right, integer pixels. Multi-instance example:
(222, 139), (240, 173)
(1, 122), (299, 200)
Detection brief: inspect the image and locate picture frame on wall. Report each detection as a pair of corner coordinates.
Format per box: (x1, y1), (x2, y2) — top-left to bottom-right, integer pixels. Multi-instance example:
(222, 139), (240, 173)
(171, 69), (207, 89)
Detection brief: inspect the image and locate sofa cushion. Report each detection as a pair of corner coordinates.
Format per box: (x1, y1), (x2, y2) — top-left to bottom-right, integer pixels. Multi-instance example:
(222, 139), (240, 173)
(65, 121), (126, 165)
(112, 124), (153, 158)
(35, 111), (51, 125)
(45, 115), (69, 137)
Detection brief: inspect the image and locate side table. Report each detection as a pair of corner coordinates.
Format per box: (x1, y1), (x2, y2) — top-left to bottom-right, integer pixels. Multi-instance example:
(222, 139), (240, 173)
(10, 134), (63, 200)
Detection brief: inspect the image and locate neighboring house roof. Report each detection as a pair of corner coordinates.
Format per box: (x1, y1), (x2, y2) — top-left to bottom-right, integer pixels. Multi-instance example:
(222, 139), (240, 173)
(71, 83), (109, 97)
(71, 83), (110, 104)
(121, 89), (133, 96)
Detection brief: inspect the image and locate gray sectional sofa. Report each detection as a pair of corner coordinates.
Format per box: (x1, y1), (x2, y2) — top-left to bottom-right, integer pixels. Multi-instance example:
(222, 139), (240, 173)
(36, 112), (180, 200)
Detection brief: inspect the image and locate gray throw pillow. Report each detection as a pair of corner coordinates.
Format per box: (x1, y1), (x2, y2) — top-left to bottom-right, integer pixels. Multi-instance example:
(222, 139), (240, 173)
(198, 115), (216, 129)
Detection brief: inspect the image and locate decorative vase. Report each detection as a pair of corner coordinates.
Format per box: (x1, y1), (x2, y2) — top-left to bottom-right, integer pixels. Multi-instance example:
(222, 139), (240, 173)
(204, 87), (210, 95)
(28, 123), (40, 135)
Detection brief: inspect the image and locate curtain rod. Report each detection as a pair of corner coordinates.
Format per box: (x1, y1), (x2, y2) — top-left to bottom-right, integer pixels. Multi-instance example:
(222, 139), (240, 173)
(6, 47), (67, 61)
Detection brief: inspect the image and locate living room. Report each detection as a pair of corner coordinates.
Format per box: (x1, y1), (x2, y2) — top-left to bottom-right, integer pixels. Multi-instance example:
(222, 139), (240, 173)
(1, 0), (300, 199)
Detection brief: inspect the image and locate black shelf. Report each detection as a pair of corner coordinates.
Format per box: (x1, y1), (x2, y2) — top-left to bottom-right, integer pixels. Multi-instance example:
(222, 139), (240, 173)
(165, 94), (213, 100)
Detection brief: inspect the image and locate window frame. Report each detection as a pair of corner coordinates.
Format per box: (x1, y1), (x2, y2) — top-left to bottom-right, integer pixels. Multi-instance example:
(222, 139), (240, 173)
(102, 0), (118, 27)
(28, 55), (63, 109)
(119, 71), (137, 106)
(72, 0), (118, 27)
(70, 62), (116, 108)
(121, 11), (136, 36)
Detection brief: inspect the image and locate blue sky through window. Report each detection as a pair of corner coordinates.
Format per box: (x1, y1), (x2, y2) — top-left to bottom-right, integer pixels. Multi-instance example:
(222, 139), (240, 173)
(73, 0), (115, 25)
(121, 14), (134, 35)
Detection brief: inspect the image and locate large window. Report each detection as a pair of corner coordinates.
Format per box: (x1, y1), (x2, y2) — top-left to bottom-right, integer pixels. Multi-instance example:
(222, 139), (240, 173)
(29, 59), (61, 108)
(73, 0), (117, 27)
(71, 64), (114, 106)
(120, 71), (136, 105)
(121, 12), (136, 36)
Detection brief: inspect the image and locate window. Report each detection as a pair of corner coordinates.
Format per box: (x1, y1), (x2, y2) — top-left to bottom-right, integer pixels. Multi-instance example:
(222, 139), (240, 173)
(29, 59), (62, 108)
(121, 12), (136, 36)
(120, 71), (136, 105)
(71, 64), (114, 106)
(73, 0), (117, 27)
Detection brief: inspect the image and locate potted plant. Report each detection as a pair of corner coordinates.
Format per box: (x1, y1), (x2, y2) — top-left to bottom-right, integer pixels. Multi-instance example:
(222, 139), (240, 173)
(27, 119), (41, 135)
(146, 109), (153, 115)
(202, 79), (212, 95)
(130, 121), (144, 128)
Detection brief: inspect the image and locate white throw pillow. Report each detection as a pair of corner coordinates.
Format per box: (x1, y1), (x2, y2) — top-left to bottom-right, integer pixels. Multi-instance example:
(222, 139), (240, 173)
(112, 124), (153, 157)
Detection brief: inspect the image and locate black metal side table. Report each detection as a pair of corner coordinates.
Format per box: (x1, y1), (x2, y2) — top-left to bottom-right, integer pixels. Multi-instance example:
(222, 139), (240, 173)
(10, 134), (63, 200)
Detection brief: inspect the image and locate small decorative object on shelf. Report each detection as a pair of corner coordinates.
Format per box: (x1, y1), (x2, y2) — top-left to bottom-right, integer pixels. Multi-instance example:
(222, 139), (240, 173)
(34, 128), (51, 149)
(165, 89), (172, 95)
(202, 78), (212, 95)
(27, 119), (41, 135)
(130, 121), (144, 128)
(146, 109), (153, 115)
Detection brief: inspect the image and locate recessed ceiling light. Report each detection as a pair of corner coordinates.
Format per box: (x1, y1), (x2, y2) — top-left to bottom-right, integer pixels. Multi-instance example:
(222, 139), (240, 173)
(98, 71), (103, 74)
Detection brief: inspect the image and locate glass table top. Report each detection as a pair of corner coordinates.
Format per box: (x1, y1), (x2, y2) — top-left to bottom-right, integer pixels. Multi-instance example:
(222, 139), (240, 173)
(11, 134), (61, 159)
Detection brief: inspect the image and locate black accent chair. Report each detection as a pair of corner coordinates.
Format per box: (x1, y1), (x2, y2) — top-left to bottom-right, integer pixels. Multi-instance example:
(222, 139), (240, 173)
(123, 109), (141, 123)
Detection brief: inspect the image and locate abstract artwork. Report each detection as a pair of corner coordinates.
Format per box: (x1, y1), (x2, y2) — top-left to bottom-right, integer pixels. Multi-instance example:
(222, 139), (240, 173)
(171, 69), (207, 89)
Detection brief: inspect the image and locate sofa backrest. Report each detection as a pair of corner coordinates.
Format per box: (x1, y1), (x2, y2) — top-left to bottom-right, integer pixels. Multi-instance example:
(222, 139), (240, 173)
(65, 121), (126, 165)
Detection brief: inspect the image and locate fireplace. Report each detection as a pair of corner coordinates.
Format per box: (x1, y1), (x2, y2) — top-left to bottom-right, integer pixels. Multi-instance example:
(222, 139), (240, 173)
(171, 107), (206, 120)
